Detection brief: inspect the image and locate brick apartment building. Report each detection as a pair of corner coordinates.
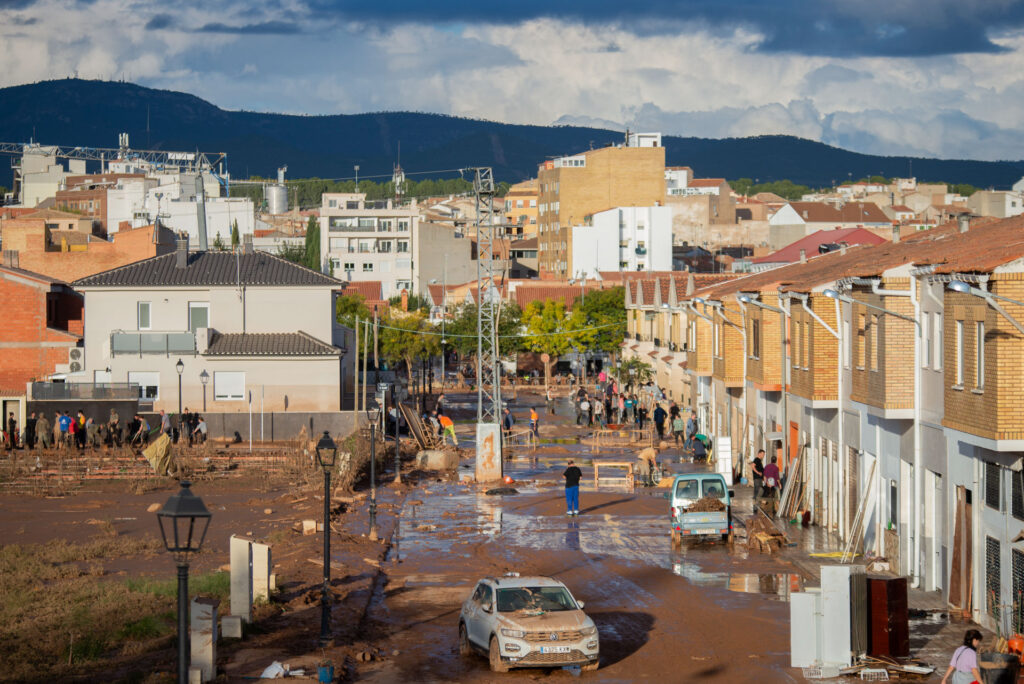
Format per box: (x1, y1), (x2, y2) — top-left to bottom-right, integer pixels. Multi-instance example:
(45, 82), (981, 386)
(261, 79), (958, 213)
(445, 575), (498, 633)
(0, 262), (83, 396)
(622, 215), (1024, 631)
(537, 134), (666, 278)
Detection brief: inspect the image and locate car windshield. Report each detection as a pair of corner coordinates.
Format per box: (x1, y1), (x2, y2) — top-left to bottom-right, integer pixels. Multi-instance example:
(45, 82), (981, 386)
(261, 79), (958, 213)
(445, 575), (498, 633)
(496, 586), (577, 613)
(675, 478), (699, 500)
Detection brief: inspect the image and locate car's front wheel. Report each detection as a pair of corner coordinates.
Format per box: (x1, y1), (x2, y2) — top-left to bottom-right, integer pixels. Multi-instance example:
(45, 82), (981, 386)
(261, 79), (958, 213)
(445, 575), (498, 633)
(458, 623), (472, 657)
(488, 636), (509, 673)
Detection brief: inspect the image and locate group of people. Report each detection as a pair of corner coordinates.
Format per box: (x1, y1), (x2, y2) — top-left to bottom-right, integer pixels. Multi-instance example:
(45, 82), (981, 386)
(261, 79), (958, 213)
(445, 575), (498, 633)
(501, 406), (540, 440)
(1, 408), (208, 451)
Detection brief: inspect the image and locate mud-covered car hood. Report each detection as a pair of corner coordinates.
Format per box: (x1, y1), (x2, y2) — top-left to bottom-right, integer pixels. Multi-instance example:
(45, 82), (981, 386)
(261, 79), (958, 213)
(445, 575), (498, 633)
(497, 610), (592, 631)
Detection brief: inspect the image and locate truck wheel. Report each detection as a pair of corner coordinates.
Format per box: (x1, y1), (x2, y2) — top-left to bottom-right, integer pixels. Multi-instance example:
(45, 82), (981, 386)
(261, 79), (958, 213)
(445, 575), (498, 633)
(459, 623), (472, 657)
(489, 636), (509, 673)
(583, 661), (600, 672)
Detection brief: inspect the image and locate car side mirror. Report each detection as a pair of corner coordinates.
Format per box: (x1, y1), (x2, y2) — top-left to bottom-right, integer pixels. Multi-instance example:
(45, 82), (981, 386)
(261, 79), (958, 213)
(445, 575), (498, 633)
(728, 490), (735, 499)
(576, 600), (585, 609)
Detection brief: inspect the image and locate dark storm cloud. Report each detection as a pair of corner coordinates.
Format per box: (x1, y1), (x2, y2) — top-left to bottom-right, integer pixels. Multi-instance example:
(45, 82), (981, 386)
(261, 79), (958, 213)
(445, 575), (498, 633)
(145, 13), (174, 30)
(309, 0), (1024, 57)
(196, 20), (301, 34)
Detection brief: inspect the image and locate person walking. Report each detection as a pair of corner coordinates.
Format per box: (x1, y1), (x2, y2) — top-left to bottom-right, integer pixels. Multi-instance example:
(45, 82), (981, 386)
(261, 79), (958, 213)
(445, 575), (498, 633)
(159, 410), (171, 437)
(653, 403), (667, 441)
(56, 411), (68, 448)
(686, 411), (698, 441)
(502, 407), (515, 438)
(36, 412), (51, 449)
(762, 455), (781, 498)
(593, 398), (605, 428)
(545, 387), (554, 415)
(579, 397), (591, 427)
(751, 449), (766, 495)
(529, 407), (540, 438)
(672, 414), (685, 445)
(940, 630), (983, 684)
(564, 459), (582, 516)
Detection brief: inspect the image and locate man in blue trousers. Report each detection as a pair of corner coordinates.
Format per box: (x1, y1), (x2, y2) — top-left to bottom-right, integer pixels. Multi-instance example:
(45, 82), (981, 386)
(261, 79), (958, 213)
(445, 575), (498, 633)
(564, 459), (582, 515)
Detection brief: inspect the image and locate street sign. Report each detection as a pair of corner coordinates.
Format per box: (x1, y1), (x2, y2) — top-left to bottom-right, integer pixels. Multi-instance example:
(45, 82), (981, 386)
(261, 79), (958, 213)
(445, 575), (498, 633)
(376, 382), (391, 393)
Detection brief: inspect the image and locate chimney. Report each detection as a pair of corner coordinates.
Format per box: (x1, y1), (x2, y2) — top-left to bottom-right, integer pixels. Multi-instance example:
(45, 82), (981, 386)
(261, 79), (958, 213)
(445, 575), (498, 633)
(175, 232), (189, 269)
(799, 248), (806, 263)
(840, 243), (848, 255)
(2, 250), (18, 269)
(892, 225), (901, 243)
(242, 234), (254, 255)
(958, 215), (970, 233)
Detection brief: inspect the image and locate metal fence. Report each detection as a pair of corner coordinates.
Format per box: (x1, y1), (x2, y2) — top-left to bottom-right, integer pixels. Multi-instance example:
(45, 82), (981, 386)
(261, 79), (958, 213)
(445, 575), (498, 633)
(31, 382), (140, 401)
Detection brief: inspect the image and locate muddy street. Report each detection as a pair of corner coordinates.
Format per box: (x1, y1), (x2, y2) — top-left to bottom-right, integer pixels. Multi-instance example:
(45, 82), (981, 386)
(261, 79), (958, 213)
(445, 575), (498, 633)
(356, 391), (803, 683)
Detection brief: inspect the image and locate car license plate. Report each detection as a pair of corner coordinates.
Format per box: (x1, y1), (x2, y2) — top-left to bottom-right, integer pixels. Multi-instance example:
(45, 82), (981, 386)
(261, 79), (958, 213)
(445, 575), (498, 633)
(540, 646), (571, 654)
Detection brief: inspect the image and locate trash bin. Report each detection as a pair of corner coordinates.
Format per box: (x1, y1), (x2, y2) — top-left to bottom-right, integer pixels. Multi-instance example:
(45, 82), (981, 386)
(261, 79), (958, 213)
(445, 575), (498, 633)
(979, 652), (1020, 684)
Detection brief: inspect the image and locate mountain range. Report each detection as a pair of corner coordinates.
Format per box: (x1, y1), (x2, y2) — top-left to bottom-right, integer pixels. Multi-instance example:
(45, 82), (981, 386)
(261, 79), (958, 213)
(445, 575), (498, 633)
(1, 79), (1022, 188)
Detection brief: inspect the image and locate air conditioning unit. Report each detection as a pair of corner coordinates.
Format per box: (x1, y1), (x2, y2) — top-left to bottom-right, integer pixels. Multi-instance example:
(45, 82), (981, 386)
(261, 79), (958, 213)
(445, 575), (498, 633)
(68, 347), (85, 373)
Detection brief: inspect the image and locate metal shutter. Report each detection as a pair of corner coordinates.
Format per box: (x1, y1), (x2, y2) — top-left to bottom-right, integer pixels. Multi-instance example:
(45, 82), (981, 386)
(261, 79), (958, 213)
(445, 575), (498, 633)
(987, 536), (1001, 619)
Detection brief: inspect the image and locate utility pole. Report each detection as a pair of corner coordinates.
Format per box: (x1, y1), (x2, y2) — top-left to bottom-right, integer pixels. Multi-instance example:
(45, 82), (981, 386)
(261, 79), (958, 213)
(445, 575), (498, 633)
(471, 167), (502, 482)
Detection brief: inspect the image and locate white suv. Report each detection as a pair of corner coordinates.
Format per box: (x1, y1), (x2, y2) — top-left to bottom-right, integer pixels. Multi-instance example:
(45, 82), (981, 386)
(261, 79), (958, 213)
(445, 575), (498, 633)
(458, 574), (600, 673)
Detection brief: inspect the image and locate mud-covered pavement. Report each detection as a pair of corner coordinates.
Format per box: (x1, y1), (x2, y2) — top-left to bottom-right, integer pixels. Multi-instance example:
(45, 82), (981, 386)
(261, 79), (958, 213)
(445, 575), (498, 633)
(357, 391), (804, 682)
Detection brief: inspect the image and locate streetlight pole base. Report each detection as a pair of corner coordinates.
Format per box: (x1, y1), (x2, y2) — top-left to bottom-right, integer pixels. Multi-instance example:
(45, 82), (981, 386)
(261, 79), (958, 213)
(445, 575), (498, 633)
(368, 528), (379, 542)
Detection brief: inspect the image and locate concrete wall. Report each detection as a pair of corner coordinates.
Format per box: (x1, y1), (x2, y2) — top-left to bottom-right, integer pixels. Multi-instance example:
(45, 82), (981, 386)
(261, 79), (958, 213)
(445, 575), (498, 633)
(202, 410), (357, 442)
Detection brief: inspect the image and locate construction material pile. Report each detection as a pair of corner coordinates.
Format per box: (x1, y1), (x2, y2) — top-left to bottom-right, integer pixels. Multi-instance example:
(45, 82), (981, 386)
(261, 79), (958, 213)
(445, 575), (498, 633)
(684, 496), (726, 513)
(746, 507), (787, 554)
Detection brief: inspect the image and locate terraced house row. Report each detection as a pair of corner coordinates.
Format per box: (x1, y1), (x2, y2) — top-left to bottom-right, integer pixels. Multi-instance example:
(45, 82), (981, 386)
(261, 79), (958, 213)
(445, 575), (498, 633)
(623, 216), (1024, 631)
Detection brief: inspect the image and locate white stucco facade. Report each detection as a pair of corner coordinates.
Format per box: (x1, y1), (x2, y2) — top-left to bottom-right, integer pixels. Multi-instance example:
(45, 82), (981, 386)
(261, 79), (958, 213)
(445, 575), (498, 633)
(570, 205), (672, 277)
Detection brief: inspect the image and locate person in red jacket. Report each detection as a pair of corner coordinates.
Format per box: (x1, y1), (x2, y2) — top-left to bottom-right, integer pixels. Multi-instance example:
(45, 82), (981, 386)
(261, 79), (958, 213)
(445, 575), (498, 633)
(762, 455), (781, 498)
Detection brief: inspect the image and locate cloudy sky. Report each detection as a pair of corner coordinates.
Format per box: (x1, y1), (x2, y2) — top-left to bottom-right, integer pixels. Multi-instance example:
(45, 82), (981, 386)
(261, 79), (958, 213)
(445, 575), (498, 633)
(3, 0), (1024, 160)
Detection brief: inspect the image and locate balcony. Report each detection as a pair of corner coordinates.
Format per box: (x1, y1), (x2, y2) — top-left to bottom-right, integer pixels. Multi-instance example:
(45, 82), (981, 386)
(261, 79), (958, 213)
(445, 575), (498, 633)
(111, 331), (197, 357)
(31, 382), (140, 401)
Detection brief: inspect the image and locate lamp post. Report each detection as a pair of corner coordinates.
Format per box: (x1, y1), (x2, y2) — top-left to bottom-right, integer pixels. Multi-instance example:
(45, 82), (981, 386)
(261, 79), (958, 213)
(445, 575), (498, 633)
(176, 358), (184, 418)
(947, 280), (1024, 334)
(155, 481), (212, 684)
(199, 370), (209, 412)
(314, 431), (337, 646)
(392, 384), (401, 484)
(366, 405), (381, 540)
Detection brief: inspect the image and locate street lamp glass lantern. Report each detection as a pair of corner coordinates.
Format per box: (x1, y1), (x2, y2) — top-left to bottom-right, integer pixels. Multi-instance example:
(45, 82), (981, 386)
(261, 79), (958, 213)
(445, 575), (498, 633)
(315, 431), (337, 469)
(199, 369), (209, 385)
(738, 294), (752, 303)
(947, 280), (971, 293)
(823, 289), (839, 300)
(156, 481), (211, 558)
(176, 358), (184, 376)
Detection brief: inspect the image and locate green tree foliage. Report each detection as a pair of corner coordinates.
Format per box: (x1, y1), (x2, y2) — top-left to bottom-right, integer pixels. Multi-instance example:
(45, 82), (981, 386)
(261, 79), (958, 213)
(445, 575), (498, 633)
(230, 219), (240, 249)
(277, 242), (306, 265)
(336, 293), (373, 358)
(304, 215), (320, 271)
(618, 356), (654, 384)
(212, 232), (226, 251)
(574, 286), (626, 356)
(445, 302), (522, 357)
(729, 178), (812, 200)
(949, 183), (978, 197)
(379, 313), (441, 387)
(387, 293), (431, 314)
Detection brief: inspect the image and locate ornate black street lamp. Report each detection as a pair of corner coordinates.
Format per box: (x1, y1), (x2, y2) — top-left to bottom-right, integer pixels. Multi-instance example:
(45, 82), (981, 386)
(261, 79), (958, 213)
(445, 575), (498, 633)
(315, 431), (337, 646)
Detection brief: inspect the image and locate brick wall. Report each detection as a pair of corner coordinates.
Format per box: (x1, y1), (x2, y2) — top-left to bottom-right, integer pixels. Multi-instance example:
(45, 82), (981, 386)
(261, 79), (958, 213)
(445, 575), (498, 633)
(849, 280), (915, 410)
(943, 274), (1024, 440)
(0, 223), (174, 282)
(790, 295), (839, 401)
(0, 273), (82, 392)
(746, 301), (783, 389)
(712, 302), (745, 386)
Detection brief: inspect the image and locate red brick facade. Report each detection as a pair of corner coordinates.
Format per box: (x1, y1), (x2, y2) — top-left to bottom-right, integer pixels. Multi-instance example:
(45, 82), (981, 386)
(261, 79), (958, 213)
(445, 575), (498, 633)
(0, 267), (83, 393)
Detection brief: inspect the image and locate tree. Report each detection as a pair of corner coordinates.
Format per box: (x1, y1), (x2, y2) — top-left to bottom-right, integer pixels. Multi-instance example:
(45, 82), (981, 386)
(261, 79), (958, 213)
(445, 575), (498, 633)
(277, 242), (306, 264)
(336, 293), (373, 359)
(230, 219), (240, 250)
(574, 286), (626, 358)
(212, 232), (225, 251)
(618, 356), (654, 385)
(446, 302), (523, 358)
(379, 313), (440, 389)
(304, 215), (321, 271)
(520, 299), (587, 385)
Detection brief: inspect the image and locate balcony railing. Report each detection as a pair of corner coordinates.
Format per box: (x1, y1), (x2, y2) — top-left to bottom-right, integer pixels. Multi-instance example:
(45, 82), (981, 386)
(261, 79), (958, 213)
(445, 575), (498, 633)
(111, 331), (197, 357)
(31, 382), (140, 401)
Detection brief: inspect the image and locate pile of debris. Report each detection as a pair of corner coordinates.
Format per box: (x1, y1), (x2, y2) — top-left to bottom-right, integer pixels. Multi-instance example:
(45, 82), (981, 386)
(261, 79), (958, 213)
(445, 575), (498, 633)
(684, 496), (726, 513)
(746, 507), (787, 554)
(804, 655), (934, 680)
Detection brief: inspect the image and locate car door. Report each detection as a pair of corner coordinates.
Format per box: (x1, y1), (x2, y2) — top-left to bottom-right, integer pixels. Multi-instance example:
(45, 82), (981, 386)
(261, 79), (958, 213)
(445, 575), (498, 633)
(464, 583), (484, 646)
(470, 583), (495, 646)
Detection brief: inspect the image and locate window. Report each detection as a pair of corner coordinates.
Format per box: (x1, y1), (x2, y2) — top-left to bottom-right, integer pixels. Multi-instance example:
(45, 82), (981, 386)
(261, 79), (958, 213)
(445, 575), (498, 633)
(713, 321), (720, 357)
(346, 201), (359, 210)
(378, 220), (392, 232)
(378, 240), (392, 253)
(328, 199), (337, 208)
(1013, 470), (1024, 521)
(843, 319), (851, 369)
(932, 312), (943, 370)
(362, 263), (374, 272)
(889, 480), (898, 527)
(396, 280), (412, 292)
(214, 371), (245, 401)
(138, 301), (151, 330)
(986, 536), (1001, 618)
(128, 371), (159, 401)
(751, 319), (761, 359)
(397, 220), (409, 232)
(344, 262), (354, 271)
(396, 240), (409, 253)
(976, 321), (985, 390)
(792, 318), (800, 368)
(986, 461), (1001, 510)
(870, 315), (879, 371)
(1014, 550), (1024, 632)
(357, 218), (375, 229)
(330, 258), (341, 271)
(516, 200), (524, 208)
(188, 302), (209, 331)
(529, 199), (537, 208)
(955, 320), (964, 386)
(329, 237), (346, 250)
